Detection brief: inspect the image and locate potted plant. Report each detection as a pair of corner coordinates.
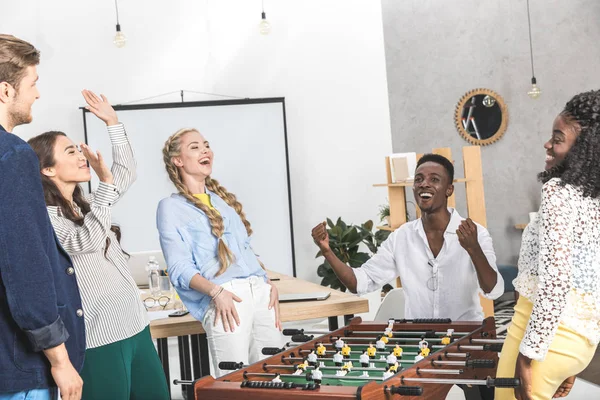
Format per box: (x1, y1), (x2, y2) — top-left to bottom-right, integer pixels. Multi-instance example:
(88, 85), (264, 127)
(316, 218), (391, 292)
(378, 204), (390, 226)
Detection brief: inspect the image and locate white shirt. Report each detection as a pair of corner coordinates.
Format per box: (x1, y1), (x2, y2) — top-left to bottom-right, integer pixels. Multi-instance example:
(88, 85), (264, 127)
(354, 208), (503, 321)
(515, 178), (600, 361)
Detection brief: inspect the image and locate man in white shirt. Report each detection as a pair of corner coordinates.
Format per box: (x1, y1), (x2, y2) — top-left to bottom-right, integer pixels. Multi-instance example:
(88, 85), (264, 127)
(312, 154), (504, 321)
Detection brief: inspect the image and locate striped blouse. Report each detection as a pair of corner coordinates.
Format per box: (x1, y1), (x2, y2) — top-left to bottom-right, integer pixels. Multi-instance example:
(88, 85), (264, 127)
(47, 124), (148, 349)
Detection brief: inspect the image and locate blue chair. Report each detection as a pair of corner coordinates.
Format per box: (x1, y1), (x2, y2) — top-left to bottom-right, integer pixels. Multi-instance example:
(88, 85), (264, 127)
(498, 264), (518, 300)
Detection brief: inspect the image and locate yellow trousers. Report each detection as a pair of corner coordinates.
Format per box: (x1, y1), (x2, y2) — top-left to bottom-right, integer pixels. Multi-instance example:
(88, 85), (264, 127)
(495, 297), (597, 400)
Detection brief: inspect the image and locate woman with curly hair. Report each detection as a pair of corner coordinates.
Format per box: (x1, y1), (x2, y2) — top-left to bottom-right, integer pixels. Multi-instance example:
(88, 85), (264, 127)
(496, 90), (600, 400)
(156, 128), (284, 377)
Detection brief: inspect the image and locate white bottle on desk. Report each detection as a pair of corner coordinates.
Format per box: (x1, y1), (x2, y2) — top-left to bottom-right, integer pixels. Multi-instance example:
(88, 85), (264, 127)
(147, 256), (161, 296)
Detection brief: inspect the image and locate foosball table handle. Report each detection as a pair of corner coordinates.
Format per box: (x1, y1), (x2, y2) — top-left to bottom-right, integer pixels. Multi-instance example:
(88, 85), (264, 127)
(219, 361), (245, 370)
(487, 377), (521, 388)
(387, 385), (424, 396)
(466, 359), (496, 369)
(394, 318), (452, 324)
(283, 329), (304, 336)
(291, 334), (314, 342)
(483, 343), (504, 352)
(262, 347), (285, 355)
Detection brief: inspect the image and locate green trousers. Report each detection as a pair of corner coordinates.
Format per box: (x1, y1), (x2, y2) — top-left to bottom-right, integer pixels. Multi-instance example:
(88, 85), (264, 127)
(80, 326), (169, 400)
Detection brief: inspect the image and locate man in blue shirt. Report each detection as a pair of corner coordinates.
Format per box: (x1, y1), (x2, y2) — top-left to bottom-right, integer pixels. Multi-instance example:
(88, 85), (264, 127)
(0, 35), (85, 400)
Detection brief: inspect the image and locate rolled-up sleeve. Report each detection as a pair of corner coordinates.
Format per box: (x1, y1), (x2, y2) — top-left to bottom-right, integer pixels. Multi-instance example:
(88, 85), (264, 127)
(0, 145), (68, 351)
(477, 226), (504, 300)
(157, 200), (199, 290)
(354, 231), (399, 295)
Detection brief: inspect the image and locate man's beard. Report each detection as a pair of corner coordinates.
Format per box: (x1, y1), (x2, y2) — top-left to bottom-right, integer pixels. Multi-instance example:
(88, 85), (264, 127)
(8, 95), (32, 128)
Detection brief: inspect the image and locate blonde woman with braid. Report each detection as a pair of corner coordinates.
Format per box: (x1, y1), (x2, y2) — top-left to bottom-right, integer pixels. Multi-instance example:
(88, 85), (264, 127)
(157, 128), (284, 377)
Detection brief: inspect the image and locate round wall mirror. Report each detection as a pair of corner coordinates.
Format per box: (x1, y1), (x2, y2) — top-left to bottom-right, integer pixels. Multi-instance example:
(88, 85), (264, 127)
(454, 88), (508, 146)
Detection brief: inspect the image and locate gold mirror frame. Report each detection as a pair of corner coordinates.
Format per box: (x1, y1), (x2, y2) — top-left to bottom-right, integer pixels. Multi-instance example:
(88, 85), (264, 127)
(454, 88), (508, 146)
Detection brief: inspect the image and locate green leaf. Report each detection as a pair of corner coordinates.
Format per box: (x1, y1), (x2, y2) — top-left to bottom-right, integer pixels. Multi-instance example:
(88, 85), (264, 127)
(363, 220), (374, 231)
(315, 250), (323, 258)
(349, 252), (370, 268)
(317, 263), (329, 277)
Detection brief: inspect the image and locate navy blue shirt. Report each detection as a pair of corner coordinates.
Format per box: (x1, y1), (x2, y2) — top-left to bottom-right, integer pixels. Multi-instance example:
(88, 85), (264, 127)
(0, 124), (85, 392)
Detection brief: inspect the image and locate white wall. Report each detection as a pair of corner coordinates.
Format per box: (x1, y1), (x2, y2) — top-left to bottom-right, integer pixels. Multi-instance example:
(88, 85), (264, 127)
(3, 0), (392, 284)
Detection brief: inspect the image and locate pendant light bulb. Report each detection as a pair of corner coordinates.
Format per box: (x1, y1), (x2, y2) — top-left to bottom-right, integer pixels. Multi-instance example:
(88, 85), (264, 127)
(114, 24), (127, 48)
(528, 77), (541, 99)
(259, 11), (271, 35)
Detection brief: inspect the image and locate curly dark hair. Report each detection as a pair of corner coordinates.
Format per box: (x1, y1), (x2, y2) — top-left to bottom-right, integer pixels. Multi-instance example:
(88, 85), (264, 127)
(538, 90), (600, 198)
(416, 153), (454, 182)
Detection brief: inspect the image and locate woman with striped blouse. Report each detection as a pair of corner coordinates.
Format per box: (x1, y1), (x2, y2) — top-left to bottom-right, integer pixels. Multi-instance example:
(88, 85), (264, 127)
(28, 90), (168, 400)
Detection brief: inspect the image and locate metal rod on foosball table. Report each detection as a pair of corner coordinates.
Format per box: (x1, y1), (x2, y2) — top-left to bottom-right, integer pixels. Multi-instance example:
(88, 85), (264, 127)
(458, 343), (504, 352)
(469, 338), (505, 344)
(296, 343), (446, 350)
(333, 336), (459, 343)
(349, 330), (470, 336)
(173, 379), (194, 386)
(397, 376), (520, 388)
(416, 368), (463, 375)
(263, 364), (388, 372)
(445, 352), (469, 358)
(244, 372), (385, 382)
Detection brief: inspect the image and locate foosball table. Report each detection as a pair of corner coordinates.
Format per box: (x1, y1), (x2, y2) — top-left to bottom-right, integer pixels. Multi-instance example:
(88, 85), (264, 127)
(192, 317), (519, 399)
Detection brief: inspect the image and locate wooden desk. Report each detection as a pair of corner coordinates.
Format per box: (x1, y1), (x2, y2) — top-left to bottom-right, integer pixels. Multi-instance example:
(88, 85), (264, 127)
(147, 271), (369, 399)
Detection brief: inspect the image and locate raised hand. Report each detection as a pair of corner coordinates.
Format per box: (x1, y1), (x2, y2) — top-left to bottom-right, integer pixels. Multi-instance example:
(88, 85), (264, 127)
(311, 222), (331, 254)
(82, 89), (118, 126)
(80, 143), (113, 184)
(456, 218), (479, 252)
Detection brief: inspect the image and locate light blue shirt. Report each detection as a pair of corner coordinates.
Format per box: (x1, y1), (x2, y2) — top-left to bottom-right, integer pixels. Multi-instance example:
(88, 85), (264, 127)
(156, 191), (266, 321)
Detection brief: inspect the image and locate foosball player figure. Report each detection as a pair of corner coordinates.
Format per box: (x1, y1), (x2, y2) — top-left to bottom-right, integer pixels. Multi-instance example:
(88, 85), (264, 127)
(311, 367), (323, 385)
(359, 350), (370, 367)
(441, 328), (454, 345)
(307, 349), (318, 366)
(393, 344), (403, 358)
(341, 361), (353, 372)
(316, 342), (327, 356)
(418, 338), (429, 351)
(367, 343), (377, 358)
(414, 346), (430, 362)
(386, 350), (397, 366)
(376, 336), (386, 351)
(382, 365), (395, 381)
(341, 343), (351, 357)
(333, 351), (344, 367)
(272, 373), (282, 383)
(294, 358), (309, 375)
(335, 337), (344, 350)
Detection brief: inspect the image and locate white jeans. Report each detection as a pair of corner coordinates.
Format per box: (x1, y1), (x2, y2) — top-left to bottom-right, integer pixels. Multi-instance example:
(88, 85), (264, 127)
(202, 276), (284, 377)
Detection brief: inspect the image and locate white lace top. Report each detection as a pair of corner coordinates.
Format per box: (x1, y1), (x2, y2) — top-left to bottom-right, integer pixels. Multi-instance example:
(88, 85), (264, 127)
(515, 178), (600, 361)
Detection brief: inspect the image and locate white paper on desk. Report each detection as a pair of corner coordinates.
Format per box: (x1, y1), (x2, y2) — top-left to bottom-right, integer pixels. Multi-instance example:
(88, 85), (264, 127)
(146, 310), (172, 321)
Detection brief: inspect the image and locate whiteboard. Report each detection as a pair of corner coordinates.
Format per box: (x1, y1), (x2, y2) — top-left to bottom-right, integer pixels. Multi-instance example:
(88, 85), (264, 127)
(83, 98), (296, 277)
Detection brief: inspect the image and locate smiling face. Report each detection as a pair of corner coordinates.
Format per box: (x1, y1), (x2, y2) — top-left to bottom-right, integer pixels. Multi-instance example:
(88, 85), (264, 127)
(172, 130), (214, 181)
(45, 135), (91, 184)
(544, 114), (580, 171)
(412, 162), (453, 213)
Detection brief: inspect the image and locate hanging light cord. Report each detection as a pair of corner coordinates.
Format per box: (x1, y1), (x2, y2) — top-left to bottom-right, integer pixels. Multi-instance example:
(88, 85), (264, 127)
(262, 0), (265, 13)
(115, 0), (121, 25)
(526, 0), (535, 78)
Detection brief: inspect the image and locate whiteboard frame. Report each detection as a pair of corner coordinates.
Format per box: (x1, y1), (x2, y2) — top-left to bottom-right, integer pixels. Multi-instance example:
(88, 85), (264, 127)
(81, 97), (297, 277)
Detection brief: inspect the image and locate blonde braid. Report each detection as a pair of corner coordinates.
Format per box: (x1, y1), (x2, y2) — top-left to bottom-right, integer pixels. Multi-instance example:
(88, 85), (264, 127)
(162, 129), (234, 276)
(206, 177), (253, 237)
(206, 177), (266, 270)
